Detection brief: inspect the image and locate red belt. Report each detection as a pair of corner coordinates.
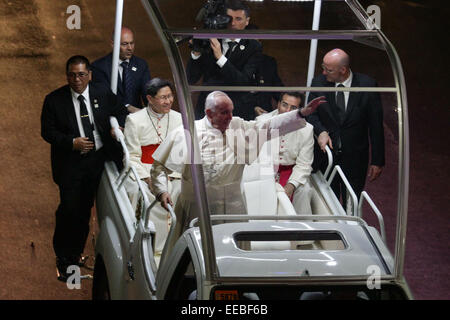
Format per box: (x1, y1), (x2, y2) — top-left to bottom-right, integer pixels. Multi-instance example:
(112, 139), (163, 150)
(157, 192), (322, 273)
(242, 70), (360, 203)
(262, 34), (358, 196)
(141, 144), (160, 164)
(277, 164), (295, 187)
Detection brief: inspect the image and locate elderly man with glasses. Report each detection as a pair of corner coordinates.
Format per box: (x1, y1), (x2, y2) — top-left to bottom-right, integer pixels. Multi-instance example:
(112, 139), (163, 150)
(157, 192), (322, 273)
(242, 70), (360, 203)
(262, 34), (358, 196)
(306, 48), (385, 208)
(149, 91), (326, 253)
(123, 78), (182, 258)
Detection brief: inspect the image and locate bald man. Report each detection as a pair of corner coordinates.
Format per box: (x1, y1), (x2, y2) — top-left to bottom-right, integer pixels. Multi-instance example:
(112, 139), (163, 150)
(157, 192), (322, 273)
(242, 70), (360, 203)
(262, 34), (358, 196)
(91, 27), (151, 113)
(306, 48), (385, 206)
(150, 91), (326, 251)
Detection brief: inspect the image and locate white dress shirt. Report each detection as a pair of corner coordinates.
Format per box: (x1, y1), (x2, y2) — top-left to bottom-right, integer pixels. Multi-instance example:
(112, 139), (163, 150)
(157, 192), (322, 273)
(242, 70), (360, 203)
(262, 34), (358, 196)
(335, 70), (353, 110)
(191, 38), (242, 68)
(70, 86), (103, 150)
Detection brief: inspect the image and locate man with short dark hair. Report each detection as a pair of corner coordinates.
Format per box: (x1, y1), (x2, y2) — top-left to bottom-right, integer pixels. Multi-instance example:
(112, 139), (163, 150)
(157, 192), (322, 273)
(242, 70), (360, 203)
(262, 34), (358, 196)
(307, 48), (385, 206)
(187, 0), (262, 120)
(91, 27), (151, 113)
(257, 92), (314, 214)
(41, 55), (127, 281)
(123, 78), (182, 257)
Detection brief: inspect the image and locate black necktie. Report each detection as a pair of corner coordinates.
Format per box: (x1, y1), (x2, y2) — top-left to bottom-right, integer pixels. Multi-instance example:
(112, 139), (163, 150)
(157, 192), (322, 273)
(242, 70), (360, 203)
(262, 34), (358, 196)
(336, 84), (346, 124)
(78, 95), (95, 147)
(121, 61), (133, 105)
(225, 41), (237, 58)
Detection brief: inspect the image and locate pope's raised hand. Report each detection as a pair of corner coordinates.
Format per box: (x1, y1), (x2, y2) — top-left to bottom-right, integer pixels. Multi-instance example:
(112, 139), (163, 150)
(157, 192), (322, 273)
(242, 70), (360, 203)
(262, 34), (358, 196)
(299, 96), (327, 117)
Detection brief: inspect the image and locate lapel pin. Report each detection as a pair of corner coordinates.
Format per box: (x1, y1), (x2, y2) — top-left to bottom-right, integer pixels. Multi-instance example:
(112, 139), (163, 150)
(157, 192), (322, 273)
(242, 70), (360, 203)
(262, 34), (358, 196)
(240, 45), (245, 50)
(132, 67), (137, 71)
(93, 99), (99, 109)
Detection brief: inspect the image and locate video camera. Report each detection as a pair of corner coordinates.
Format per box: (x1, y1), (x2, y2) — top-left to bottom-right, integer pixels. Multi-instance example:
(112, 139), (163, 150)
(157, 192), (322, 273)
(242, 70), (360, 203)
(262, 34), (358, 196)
(190, 0), (231, 53)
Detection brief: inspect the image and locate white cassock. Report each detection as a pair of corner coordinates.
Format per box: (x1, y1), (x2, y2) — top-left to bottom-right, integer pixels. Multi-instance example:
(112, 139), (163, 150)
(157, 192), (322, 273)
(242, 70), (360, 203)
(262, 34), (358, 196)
(123, 107), (182, 255)
(256, 110), (314, 214)
(150, 110), (309, 250)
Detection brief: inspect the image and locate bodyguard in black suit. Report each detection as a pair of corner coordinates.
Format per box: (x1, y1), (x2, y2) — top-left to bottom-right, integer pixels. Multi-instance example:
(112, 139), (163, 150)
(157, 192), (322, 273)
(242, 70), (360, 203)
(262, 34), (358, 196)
(41, 55), (128, 281)
(187, 0), (262, 120)
(307, 49), (385, 204)
(91, 27), (151, 114)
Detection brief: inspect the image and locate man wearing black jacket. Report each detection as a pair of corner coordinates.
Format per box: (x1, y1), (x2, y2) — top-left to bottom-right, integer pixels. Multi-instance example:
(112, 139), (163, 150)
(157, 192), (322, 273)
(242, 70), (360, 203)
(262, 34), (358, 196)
(306, 49), (385, 205)
(91, 27), (151, 113)
(41, 55), (128, 281)
(187, 0), (262, 120)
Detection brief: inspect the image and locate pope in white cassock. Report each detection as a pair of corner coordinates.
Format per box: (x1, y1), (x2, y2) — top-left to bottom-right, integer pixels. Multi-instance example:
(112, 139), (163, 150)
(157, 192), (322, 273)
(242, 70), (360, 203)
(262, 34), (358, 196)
(150, 91), (326, 252)
(123, 78), (182, 256)
(256, 92), (315, 215)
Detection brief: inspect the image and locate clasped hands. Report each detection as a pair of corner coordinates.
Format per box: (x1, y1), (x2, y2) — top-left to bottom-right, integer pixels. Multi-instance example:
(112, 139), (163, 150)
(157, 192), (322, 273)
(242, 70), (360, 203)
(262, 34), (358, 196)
(73, 137), (94, 154)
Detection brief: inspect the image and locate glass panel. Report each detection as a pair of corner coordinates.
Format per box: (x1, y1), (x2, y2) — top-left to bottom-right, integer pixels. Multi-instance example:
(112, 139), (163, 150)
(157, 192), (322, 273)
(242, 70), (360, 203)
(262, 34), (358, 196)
(141, 0), (408, 280)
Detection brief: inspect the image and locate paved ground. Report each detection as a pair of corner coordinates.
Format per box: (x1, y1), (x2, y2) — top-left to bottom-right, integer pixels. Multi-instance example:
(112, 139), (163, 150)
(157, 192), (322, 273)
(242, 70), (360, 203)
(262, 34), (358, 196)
(0, 0), (448, 300)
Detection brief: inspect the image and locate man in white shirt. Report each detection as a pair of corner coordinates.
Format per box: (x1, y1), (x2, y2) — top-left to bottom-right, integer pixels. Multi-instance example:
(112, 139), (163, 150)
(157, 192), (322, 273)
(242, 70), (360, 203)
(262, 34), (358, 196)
(150, 91), (325, 251)
(123, 78), (182, 256)
(256, 92), (314, 214)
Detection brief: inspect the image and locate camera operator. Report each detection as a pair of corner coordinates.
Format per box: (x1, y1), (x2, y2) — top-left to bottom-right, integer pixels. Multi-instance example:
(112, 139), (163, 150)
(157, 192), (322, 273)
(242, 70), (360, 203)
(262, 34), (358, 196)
(187, 0), (262, 120)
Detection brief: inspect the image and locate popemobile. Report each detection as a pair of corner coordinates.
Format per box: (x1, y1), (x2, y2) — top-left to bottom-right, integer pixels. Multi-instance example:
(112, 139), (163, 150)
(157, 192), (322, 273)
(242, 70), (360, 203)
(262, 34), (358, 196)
(91, 0), (413, 300)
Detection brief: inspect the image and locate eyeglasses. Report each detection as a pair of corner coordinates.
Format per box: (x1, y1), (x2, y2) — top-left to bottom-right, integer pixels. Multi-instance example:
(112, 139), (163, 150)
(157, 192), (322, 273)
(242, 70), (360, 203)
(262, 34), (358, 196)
(154, 94), (174, 101)
(280, 101), (298, 110)
(120, 41), (134, 47)
(321, 64), (335, 74)
(67, 72), (89, 79)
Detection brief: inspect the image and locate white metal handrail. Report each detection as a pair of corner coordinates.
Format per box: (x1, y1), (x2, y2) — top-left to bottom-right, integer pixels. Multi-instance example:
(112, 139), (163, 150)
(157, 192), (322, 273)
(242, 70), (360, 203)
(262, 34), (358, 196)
(158, 203), (177, 269)
(313, 133), (333, 178)
(327, 165), (358, 217)
(189, 214), (368, 227)
(110, 116), (152, 220)
(110, 116), (130, 179)
(189, 85), (398, 93)
(323, 145), (333, 179)
(358, 191), (386, 243)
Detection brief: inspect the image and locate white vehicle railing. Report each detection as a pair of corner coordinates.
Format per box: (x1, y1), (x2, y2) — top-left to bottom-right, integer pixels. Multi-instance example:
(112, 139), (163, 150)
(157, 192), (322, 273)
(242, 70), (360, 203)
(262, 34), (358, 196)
(323, 145), (333, 179)
(358, 191), (386, 243)
(327, 165), (359, 217)
(110, 117), (152, 220)
(190, 214), (368, 227)
(155, 203), (177, 269)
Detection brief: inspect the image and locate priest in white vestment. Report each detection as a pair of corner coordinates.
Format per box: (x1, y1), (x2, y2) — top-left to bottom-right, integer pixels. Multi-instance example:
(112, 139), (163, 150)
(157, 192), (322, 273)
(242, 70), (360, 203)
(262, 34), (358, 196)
(256, 92), (314, 214)
(150, 91), (326, 251)
(123, 78), (182, 255)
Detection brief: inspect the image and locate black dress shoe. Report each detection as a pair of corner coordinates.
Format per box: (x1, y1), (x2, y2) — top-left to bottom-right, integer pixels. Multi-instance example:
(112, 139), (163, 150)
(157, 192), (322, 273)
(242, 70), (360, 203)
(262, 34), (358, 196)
(56, 255), (80, 282)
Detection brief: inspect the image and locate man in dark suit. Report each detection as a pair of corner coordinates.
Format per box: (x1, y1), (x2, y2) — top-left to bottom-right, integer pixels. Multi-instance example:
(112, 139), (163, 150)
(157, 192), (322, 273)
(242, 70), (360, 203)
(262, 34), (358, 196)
(306, 48), (385, 206)
(187, 0), (262, 120)
(253, 53), (285, 117)
(91, 27), (151, 113)
(41, 55), (128, 281)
